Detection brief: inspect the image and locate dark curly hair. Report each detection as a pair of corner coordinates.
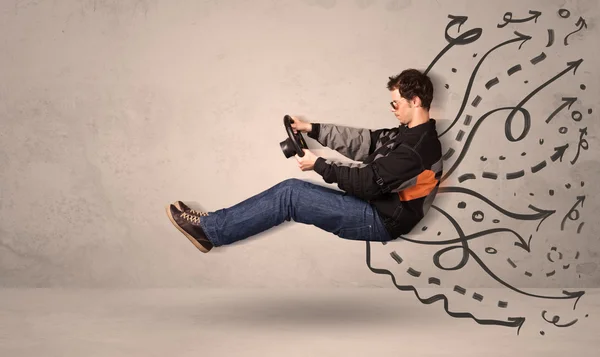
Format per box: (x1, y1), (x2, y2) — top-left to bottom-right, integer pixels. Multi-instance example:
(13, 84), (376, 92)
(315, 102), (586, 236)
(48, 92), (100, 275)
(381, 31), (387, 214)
(386, 69), (434, 110)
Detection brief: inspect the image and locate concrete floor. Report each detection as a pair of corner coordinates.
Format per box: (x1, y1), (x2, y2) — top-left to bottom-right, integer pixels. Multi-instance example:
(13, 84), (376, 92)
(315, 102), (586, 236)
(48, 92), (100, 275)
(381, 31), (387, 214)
(1, 288), (598, 357)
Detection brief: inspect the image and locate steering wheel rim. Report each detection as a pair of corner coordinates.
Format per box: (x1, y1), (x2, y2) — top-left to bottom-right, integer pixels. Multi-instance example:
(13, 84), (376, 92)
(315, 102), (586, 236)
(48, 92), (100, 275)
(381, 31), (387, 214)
(284, 115), (306, 157)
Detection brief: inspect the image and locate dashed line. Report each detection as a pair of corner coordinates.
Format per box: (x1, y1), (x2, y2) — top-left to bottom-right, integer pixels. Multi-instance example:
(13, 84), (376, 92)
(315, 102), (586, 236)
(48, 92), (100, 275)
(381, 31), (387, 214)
(471, 95), (482, 107)
(442, 148), (455, 161)
(507, 258), (517, 268)
(506, 170), (525, 180)
(464, 115), (473, 126)
(454, 285), (467, 295)
(429, 277), (441, 285)
(546, 29), (555, 47)
(508, 64), (522, 76)
(531, 160), (547, 173)
(455, 130), (465, 142)
(482, 172), (498, 180)
(390, 251), (403, 264)
(546, 270), (556, 277)
(472, 293), (484, 302)
(458, 173), (476, 183)
(485, 77), (500, 89)
(577, 222), (585, 234)
(531, 52), (547, 65)
(407, 267), (421, 277)
(525, 271), (533, 277)
(387, 254), (509, 308)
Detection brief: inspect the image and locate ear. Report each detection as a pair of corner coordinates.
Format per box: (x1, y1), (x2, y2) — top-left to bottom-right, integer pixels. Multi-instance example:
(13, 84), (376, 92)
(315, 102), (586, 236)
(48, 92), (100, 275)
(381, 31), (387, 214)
(412, 96), (422, 108)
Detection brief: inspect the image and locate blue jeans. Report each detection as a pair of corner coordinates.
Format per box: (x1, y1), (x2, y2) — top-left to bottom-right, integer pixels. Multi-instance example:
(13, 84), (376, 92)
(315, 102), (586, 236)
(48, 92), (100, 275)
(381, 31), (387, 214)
(198, 178), (394, 247)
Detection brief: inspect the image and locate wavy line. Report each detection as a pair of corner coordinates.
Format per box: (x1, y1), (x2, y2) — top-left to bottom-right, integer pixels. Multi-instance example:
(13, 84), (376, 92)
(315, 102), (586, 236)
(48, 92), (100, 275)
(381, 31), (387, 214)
(365, 240), (526, 334)
(438, 186), (555, 229)
(429, 205), (584, 308)
(399, 227), (531, 253)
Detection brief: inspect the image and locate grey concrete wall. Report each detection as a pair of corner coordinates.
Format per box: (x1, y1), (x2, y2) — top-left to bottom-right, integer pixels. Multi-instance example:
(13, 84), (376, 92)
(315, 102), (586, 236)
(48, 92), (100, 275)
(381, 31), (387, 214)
(1, 0), (599, 290)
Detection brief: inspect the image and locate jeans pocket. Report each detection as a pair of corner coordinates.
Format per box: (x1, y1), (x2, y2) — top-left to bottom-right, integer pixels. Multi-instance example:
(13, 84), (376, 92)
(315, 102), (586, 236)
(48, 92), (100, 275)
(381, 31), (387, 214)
(338, 225), (373, 241)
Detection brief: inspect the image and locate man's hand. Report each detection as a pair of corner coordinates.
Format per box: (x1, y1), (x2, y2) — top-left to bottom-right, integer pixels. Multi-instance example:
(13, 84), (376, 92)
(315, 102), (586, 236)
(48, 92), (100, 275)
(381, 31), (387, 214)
(290, 116), (312, 134)
(295, 149), (318, 171)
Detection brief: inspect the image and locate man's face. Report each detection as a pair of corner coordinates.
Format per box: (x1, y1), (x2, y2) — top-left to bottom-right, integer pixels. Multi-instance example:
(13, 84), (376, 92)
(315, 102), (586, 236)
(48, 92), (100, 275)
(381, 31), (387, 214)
(389, 88), (412, 125)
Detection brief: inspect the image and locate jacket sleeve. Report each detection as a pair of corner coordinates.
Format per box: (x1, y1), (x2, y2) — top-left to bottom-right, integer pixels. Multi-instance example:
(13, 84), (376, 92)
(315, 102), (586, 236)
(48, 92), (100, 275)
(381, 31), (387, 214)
(308, 123), (398, 161)
(313, 145), (424, 201)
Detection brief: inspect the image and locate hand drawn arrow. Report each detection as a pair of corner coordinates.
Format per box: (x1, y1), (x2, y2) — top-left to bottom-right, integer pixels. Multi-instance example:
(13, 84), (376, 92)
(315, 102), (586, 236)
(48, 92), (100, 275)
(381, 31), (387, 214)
(505, 59), (583, 141)
(437, 31), (532, 138)
(497, 10), (542, 28)
(564, 17), (587, 45)
(546, 97), (578, 123)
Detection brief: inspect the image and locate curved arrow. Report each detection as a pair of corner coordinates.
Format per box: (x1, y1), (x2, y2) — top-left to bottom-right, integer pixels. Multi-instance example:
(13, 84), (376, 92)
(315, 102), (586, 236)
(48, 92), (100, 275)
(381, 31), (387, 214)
(505, 59), (583, 142)
(430, 205), (585, 309)
(498, 10), (542, 28)
(546, 97), (578, 123)
(399, 227), (533, 252)
(437, 187), (555, 230)
(424, 15), (482, 75)
(438, 31), (531, 138)
(564, 17), (587, 46)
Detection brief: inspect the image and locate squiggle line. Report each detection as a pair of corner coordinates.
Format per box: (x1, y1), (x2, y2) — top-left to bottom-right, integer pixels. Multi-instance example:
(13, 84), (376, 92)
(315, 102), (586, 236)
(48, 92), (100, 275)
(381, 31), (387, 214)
(429, 205), (584, 309)
(365, 240), (527, 334)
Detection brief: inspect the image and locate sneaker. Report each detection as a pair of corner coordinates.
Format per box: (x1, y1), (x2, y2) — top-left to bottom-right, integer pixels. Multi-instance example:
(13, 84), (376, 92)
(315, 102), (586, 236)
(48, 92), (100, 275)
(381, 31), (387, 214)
(174, 201), (208, 217)
(165, 204), (213, 253)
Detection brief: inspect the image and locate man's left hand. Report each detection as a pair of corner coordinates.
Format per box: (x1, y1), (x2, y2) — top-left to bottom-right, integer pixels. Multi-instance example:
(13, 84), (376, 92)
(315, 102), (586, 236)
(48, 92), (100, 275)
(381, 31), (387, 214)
(295, 149), (318, 171)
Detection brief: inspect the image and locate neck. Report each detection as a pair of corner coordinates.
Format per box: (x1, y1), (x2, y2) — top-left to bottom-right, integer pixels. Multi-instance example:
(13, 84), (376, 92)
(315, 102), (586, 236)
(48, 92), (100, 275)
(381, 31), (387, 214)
(407, 109), (430, 128)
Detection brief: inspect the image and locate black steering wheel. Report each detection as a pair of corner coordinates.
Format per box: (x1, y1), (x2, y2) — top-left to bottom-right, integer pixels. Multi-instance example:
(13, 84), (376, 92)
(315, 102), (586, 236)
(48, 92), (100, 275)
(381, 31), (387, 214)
(280, 114), (308, 158)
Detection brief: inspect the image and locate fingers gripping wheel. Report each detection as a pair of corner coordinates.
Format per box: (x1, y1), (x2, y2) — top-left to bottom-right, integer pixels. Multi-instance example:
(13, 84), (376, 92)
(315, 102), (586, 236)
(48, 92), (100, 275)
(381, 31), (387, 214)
(280, 114), (308, 158)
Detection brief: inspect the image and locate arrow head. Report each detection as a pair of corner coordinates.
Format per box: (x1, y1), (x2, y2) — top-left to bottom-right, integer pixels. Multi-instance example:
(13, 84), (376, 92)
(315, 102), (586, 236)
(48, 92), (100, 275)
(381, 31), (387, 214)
(562, 97), (578, 109)
(529, 10), (542, 22)
(576, 16), (587, 29)
(551, 144), (569, 162)
(514, 31), (532, 49)
(567, 59), (584, 75)
(508, 317), (526, 335)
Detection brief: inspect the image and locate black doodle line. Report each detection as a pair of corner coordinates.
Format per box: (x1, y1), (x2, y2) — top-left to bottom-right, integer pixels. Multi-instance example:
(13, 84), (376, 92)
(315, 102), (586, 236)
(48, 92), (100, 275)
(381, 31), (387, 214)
(507, 64), (522, 76)
(438, 186), (555, 234)
(426, 205), (584, 308)
(504, 59), (583, 142)
(542, 310), (579, 327)
(559, 9), (570, 19)
(442, 59), (583, 182)
(546, 97), (578, 123)
(564, 17), (587, 46)
(389, 204), (581, 306)
(547, 29), (555, 47)
(457, 141), (569, 181)
(431, 19), (531, 138)
(570, 127), (588, 165)
(426, 15), (482, 76)
(497, 10), (542, 28)
(560, 195), (585, 231)
(365, 241), (527, 334)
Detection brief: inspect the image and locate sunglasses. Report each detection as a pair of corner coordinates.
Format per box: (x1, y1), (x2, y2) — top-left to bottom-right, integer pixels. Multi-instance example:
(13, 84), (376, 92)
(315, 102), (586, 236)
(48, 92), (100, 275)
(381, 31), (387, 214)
(390, 100), (399, 110)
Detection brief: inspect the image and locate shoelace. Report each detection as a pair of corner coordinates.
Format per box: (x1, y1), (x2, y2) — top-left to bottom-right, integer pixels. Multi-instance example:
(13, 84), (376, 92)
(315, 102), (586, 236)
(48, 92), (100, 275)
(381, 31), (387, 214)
(189, 209), (208, 217)
(181, 212), (206, 224)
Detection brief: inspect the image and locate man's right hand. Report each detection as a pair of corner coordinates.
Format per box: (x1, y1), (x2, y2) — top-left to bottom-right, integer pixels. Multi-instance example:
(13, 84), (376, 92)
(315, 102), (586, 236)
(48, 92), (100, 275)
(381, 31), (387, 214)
(290, 116), (312, 134)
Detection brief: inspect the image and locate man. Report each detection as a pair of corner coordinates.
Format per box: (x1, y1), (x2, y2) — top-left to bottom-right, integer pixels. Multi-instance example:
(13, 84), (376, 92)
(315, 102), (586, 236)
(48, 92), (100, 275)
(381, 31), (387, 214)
(165, 69), (443, 253)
